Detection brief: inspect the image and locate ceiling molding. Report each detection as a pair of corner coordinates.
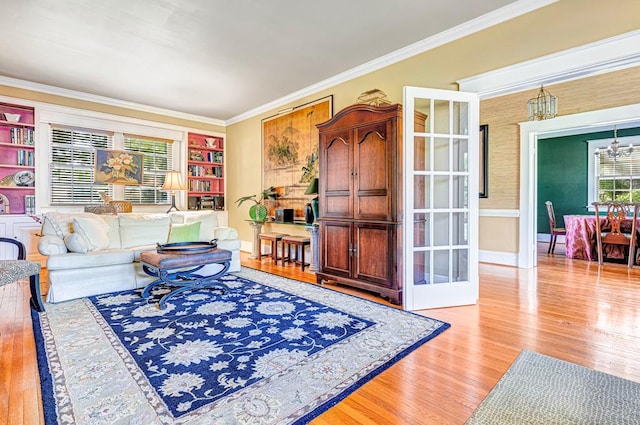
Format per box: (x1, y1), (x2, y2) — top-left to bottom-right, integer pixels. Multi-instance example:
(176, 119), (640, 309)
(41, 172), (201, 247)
(0, 75), (226, 127)
(458, 29), (640, 98)
(226, 0), (558, 125)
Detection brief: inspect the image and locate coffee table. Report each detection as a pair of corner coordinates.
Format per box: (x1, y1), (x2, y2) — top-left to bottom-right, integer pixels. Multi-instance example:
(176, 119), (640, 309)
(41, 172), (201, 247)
(140, 246), (232, 309)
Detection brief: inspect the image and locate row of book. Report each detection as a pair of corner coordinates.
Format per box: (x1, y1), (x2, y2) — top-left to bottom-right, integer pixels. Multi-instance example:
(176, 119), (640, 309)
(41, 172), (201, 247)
(190, 150), (223, 163)
(9, 128), (35, 145)
(188, 165), (223, 177)
(188, 179), (223, 193)
(17, 149), (34, 166)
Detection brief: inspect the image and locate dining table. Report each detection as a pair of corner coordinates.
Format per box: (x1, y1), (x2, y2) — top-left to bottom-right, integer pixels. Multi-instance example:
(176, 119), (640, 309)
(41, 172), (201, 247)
(563, 214), (639, 263)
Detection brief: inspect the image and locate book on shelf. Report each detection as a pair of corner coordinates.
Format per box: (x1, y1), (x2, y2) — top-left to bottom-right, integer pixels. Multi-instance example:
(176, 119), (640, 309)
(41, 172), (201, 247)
(24, 194), (36, 215)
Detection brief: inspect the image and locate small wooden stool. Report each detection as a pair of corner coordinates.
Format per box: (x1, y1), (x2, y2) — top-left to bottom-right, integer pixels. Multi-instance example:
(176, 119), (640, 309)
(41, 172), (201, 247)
(282, 235), (311, 271)
(258, 233), (288, 264)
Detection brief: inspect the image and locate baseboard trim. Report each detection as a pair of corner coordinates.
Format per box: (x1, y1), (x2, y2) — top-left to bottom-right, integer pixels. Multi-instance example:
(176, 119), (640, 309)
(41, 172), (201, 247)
(479, 249), (519, 267)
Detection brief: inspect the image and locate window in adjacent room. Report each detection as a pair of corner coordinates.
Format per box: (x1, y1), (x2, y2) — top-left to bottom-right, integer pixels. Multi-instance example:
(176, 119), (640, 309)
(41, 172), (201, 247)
(588, 135), (640, 207)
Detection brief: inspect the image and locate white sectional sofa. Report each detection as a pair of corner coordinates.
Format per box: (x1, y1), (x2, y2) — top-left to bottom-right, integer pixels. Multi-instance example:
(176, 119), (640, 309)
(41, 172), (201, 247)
(38, 210), (240, 303)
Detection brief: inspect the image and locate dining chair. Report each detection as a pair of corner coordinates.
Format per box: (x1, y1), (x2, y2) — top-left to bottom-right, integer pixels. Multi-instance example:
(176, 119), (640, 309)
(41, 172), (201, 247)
(592, 202), (639, 268)
(545, 201), (566, 254)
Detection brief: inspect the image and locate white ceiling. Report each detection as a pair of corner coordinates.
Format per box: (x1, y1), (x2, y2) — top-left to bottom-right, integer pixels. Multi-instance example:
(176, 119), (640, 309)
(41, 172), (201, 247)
(1, 0), (527, 122)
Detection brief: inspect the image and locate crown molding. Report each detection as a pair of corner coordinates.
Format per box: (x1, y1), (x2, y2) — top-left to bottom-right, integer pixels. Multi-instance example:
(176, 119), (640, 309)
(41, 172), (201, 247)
(0, 75), (226, 127)
(226, 0), (558, 125)
(458, 29), (640, 98)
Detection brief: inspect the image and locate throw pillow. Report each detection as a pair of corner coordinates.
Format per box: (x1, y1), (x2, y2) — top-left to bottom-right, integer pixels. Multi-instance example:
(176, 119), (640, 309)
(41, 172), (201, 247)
(167, 221), (201, 243)
(64, 233), (90, 253)
(72, 216), (110, 251)
(183, 212), (217, 242)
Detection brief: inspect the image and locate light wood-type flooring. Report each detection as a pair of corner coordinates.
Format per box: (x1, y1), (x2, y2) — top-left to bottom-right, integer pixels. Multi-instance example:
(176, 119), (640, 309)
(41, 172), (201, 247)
(1, 244), (639, 424)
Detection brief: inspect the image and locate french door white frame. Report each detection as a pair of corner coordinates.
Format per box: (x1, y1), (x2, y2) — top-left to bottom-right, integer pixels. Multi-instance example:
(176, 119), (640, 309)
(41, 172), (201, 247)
(403, 86), (479, 311)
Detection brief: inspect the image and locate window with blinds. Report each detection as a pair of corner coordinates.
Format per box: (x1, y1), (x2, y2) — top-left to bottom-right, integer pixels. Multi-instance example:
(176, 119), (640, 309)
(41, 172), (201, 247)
(123, 135), (172, 204)
(595, 151), (640, 202)
(50, 127), (114, 205)
(50, 127), (174, 206)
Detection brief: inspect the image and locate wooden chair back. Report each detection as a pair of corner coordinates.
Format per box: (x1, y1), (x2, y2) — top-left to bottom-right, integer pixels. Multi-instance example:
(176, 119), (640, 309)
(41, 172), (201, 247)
(545, 201), (558, 233)
(592, 202), (639, 267)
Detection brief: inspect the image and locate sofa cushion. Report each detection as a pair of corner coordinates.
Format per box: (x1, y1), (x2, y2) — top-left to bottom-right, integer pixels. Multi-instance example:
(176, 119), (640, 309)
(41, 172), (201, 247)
(100, 215), (122, 249)
(118, 214), (171, 248)
(170, 211), (217, 242)
(72, 216), (110, 251)
(168, 221), (201, 243)
(46, 249), (134, 270)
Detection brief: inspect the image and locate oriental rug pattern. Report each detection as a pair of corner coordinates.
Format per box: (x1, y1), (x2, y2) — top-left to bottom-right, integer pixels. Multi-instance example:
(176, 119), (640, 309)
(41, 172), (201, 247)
(33, 268), (449, 424)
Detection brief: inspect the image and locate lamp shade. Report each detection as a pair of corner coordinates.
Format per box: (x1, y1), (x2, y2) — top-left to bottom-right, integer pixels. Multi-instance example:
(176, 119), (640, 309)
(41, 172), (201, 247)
(305, 177), (319, 195)
(162, 171), (186, 191)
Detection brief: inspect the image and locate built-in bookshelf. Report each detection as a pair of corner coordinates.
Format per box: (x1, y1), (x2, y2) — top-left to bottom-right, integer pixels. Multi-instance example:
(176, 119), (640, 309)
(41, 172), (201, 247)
(0, 102), (36, 214)
(187, 132), (225, 210)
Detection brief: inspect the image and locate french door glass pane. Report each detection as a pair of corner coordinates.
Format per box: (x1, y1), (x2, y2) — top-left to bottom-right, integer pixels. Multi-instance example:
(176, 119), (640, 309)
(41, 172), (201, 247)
(433, 250), (450, 284)
(452, 176), (468, 209)
(434, 176), (449, 209)
(452, 101), (469, 135)
(433, 100), (449, 134)
(413, 251), (430, 285)
(452, 249), (469, 282)
(433, 212), (449, 246)
(413, 175), (430, 209)
(414, 98), (431, 133)
(414, 136), (430, 171)
(452, 212), (468, 245)
(452, 138), (468, 172)
(413, 213), (430, 247)
(434, 137), (450, 172)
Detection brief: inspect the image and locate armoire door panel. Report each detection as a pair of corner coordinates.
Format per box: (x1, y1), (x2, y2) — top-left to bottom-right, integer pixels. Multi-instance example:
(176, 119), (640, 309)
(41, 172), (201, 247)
(354, 121), (392, 221)
(320, 130), (353, 219)
(321, 221), (352, 278)
(353, 223), (391, 287)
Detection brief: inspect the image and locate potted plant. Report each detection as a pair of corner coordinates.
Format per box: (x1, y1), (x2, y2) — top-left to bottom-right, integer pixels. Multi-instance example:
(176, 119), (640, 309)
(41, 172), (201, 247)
(235, 186), (278, 222)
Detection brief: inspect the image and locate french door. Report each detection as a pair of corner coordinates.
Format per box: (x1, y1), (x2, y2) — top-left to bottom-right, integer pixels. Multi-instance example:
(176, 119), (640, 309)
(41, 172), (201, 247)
(403, 87), (479, 310)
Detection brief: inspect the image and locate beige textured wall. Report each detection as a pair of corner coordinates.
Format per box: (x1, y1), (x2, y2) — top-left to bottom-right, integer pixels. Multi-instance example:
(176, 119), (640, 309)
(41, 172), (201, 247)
(227, 0), (640, 244)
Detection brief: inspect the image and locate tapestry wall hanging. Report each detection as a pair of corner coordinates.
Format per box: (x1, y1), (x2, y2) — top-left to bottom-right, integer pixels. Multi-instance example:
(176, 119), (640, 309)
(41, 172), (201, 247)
(94, 148), (144, 185)
(262, 96), (332, 218)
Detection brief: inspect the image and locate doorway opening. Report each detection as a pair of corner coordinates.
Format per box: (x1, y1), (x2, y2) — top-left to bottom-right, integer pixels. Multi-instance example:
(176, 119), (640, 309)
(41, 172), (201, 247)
(518, 103), (640, 268)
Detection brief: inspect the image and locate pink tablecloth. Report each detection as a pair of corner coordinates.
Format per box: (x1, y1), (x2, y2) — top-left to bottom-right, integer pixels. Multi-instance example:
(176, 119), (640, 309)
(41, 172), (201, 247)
(563, 215), (637, 263)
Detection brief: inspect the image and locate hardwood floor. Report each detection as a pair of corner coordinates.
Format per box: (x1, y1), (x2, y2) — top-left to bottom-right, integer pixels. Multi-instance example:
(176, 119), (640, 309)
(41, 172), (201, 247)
(2, 245), (639, 424)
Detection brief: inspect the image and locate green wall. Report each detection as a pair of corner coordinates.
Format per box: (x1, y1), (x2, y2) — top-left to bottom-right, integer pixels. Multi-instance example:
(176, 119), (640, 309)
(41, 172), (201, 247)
(537, 127), (640, 233)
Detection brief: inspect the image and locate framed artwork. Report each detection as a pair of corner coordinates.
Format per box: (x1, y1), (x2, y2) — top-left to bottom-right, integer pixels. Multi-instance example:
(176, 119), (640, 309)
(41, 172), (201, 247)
(262, 95), (333, 217)
(479, 124), (488, 198)
(94, 149), (144, 185)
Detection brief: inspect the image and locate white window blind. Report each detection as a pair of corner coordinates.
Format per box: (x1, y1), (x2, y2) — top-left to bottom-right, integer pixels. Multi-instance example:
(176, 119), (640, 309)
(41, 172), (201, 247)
(123, 135), (172, 204)
(595, 150), (640, 203)
(50, 127), (175, 206)
(50, 127), (114, 205)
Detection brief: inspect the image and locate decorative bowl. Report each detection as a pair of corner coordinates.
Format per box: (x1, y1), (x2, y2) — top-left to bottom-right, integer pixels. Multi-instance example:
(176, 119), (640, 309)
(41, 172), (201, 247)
(3, 113), (21, 122)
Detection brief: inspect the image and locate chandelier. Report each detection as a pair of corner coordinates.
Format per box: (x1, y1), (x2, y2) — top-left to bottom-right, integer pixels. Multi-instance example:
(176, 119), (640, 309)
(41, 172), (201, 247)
(595, 127), (633, 159)
(527, 85), (558, 121)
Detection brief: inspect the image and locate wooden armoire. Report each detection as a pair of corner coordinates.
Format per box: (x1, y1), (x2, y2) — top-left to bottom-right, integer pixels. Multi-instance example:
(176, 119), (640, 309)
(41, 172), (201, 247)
(316, 104), (423, 304)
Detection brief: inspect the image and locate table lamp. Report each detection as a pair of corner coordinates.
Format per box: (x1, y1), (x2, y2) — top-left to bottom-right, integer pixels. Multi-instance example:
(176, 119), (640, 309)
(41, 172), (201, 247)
(162, 171), (186, 212)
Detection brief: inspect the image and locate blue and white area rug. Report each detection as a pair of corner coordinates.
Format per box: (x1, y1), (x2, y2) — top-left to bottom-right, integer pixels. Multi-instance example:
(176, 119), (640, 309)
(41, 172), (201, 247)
(33, 268), (450, 425)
